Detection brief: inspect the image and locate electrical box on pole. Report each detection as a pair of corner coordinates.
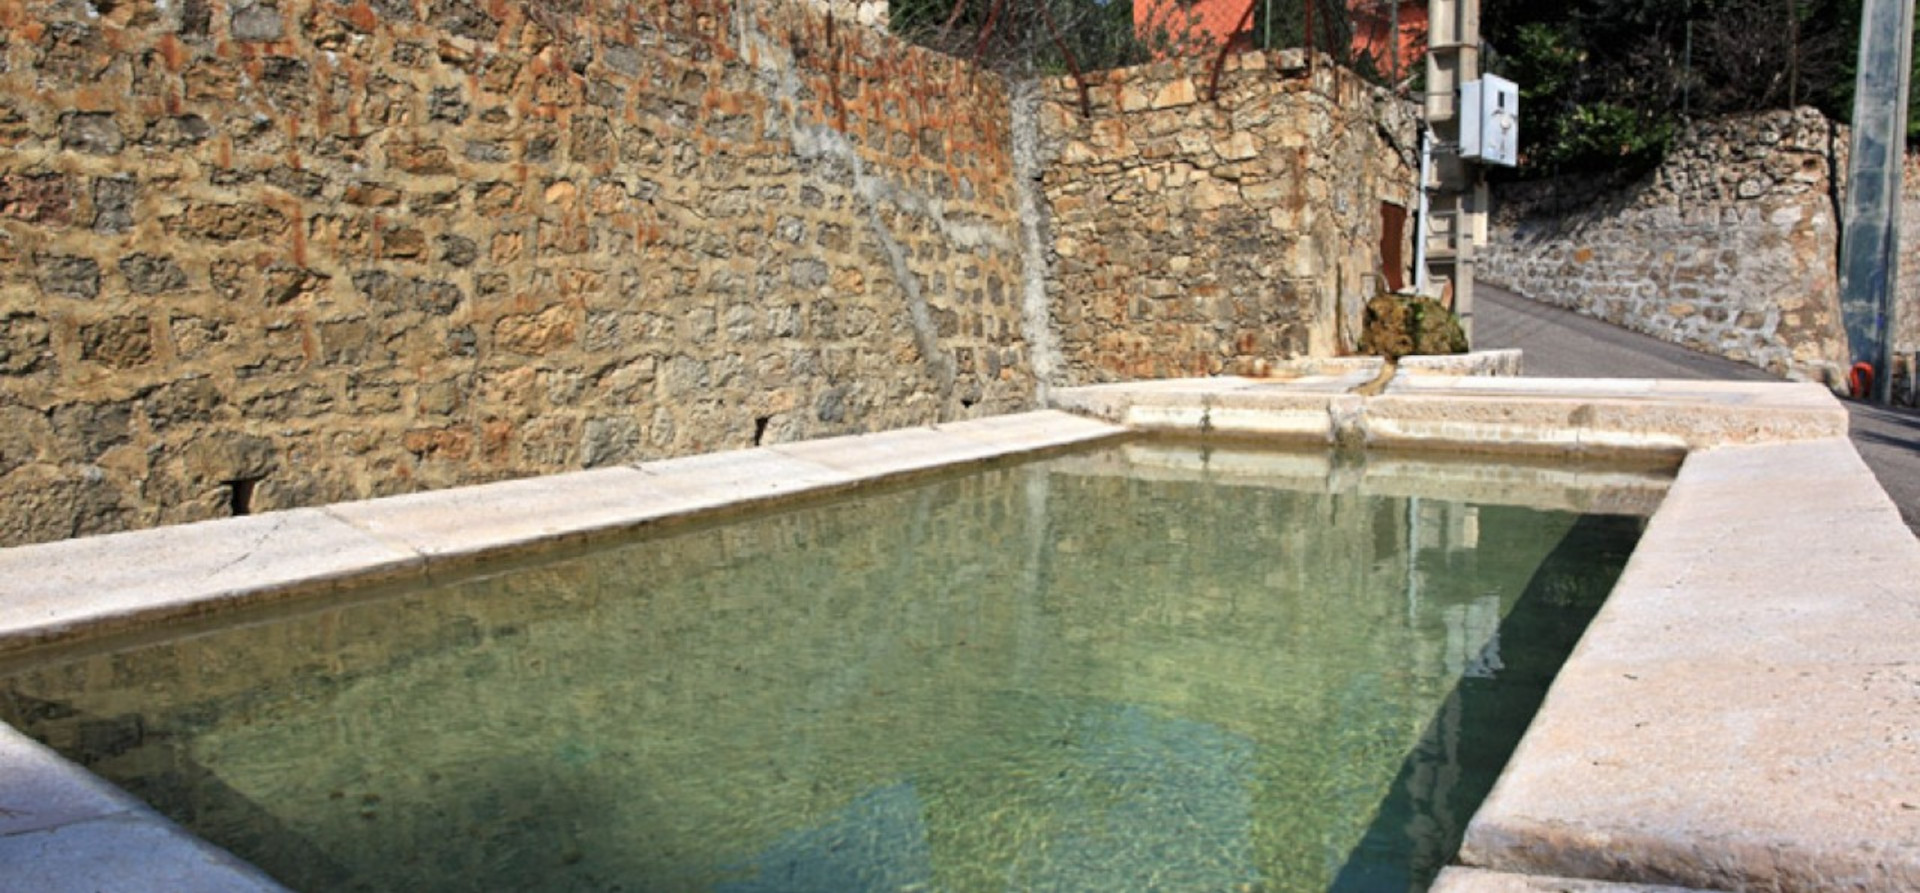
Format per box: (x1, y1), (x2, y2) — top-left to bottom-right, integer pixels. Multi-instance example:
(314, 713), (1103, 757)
(1419, 0), (1487, 343)
(1460, 75), (1519, 168)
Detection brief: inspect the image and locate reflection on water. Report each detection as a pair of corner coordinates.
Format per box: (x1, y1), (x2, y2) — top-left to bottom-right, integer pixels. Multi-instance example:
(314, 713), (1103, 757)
(0, 444), (1650, 892)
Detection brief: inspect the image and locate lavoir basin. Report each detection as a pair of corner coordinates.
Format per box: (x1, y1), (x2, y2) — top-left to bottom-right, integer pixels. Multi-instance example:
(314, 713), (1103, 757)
(0, 440), (1661, 892)
(0, 371), (1915, 892)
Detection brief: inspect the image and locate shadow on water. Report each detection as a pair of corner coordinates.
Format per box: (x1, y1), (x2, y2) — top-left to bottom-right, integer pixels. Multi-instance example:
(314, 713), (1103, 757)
(0, 689), (352, 886)
(0, 689), (638, 893)
(1326, 513), (1643, 893)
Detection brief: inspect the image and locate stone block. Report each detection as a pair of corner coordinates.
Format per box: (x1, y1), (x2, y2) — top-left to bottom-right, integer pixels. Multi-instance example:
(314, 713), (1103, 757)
(352, 271), (462, 314)
(377, 227), (427, 259)
(1149, 77), (1197, 109)
(262, 267), (330, 305)
(324, 467), (681, 560)
(168, 203), (289, 242)
(120, 254), (189, 295)
(180, 431), (277, 485)
(0, 789), (286, 891)
(230, 3), (284, 41)
(401, 426), (472, 461)
(386, 141), (454, 175)
(1430, 868), (1709, 893)
(56, 112), (121, 155)
(343, 181), (402, 206)
(0, 508), (421, 648)
(579, 415), (641, 467)
(934, 410), (1126, 453)
(635, 448), (855, 510)
(493, 305), (577, 355)
(36, 255), (99, 300)
(771, 427), (1004, 479)
(0, 173), (75, 226)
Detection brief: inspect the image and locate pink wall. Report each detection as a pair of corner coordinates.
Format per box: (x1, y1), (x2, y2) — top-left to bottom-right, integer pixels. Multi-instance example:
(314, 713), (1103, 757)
(1132, 0), (1428, 74)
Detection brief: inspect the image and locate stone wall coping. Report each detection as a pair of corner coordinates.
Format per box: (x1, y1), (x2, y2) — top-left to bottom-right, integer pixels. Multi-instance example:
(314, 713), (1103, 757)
(0, 408), (1126, 890)
(1, 381), (1907, 889)
(1054, 376), (1848, 454)
(1431, 867), (1717, 892)
(1457, 436), (1920, 891)
(0, 721), (289, 892)
(0, 410), (1127, 656)
(1046, 377), (1915, 891)
(1047, 440), (1674, 517)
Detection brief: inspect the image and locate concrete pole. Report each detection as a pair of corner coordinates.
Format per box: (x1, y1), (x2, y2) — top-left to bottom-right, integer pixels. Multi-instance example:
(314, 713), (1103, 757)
(1423, 0), (1481, 343)
(1838, 0), (1914, 403)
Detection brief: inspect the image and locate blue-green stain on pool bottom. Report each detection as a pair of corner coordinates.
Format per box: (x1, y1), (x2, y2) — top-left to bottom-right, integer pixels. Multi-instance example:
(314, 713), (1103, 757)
(0, 445), (1647, 892)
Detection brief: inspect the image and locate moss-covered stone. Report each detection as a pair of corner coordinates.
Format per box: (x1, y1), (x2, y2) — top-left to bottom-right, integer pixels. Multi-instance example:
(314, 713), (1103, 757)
(1359, 294), (1468, 359)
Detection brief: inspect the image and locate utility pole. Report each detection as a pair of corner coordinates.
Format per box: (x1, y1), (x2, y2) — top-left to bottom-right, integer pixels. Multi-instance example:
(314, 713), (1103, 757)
(1423, 0), (1484, 342)
(1839, 0), (1914, 403)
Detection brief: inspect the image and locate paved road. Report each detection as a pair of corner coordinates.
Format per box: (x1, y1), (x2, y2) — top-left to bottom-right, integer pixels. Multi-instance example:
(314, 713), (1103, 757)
(1473, 285), (1920, 536)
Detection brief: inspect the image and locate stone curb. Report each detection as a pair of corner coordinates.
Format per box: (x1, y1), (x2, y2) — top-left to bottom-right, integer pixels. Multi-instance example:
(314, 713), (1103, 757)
(1052, 377), (1848, 454)
(1430, 866), (1720, 892)
(1455, 437), (1920, 891)
(0, 410), (1126, 655)
(1050, 377), (1918, 890)
(0, 722), (289, 892)
(0, 409), (1126, 892)
(0, 381), (1901, 891)
(1047, 440), (1673, 517)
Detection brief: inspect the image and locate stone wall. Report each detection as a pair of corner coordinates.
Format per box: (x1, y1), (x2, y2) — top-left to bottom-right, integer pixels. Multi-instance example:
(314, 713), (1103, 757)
(1479, 108), (1850, 384)
(1892, 153), (1920, 358)
(1033, 51), (1419, 383)
(0, 0), (1028, 545)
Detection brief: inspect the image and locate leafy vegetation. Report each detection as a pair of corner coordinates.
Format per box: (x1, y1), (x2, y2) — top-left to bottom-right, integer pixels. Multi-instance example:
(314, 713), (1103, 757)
(887, 0), (1164, 74)
(885, 0), (1370, 78)
(1484, 0), (1915, 176)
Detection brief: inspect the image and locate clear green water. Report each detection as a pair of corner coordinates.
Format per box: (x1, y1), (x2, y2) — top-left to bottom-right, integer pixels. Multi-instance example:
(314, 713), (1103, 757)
(0, 444), (1649, 893)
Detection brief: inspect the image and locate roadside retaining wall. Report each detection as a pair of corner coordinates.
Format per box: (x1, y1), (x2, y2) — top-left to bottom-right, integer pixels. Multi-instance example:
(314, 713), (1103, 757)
(1480, 107), (1851, 385)
(1893, 152), (1920, 358)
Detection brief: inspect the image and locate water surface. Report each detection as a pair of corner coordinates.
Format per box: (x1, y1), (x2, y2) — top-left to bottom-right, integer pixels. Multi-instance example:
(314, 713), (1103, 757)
(0, 444), (1651, 892)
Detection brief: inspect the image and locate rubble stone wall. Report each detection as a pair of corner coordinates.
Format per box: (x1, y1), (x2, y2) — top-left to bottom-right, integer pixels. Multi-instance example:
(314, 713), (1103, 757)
(1034, 52), (1419, 383)
(1479, 108), (1851, 384)
(0, 0), (1416, 547)
(1892, 153), (1920, 358)
(0, 0), (1030, 545)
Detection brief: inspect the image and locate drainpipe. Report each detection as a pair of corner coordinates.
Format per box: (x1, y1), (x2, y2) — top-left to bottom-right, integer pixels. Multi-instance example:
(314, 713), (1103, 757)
(1424, 0), (1481, 341)
(1414, 125), (1433, 295)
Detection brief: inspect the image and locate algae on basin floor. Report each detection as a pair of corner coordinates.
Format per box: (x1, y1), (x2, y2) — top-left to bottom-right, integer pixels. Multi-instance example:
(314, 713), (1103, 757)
(0, 444), (1647, 892)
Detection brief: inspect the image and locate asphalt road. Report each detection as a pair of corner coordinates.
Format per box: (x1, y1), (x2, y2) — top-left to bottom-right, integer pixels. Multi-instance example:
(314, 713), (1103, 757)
(1473, 284), (1920, 536)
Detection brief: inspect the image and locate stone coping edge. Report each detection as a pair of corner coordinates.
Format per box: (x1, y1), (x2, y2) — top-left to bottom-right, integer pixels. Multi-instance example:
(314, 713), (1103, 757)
(1454, 437), (1920, 891)
(0, 378), (1892, 892)
(1048, 439), (1675, 517)
(1430, 866), (1720, 892)
(0, 410), (1125, 891)
(0, 721), (291, 892)
(1051, 375), (1847, 454)
(1051, 377), (1916, 890)
(0, 410), (1127, 657)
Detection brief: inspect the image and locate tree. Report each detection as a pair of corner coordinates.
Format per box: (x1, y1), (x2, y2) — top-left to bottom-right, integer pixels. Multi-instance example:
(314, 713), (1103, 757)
(1484, 0), (1883, 177)
(888, 0), (1164, 75)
